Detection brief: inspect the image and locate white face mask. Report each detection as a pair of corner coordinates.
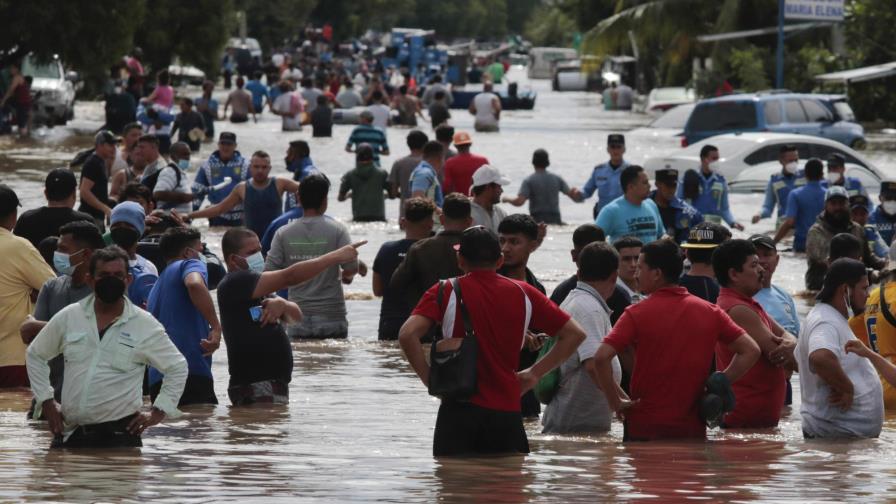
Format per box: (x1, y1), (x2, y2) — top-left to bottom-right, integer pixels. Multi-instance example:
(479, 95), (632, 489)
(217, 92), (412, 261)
(826, 172), (842, 184)
(706, 160), (719, 172)
(883, 201), (896, 215)
(783, 161), (798, 174)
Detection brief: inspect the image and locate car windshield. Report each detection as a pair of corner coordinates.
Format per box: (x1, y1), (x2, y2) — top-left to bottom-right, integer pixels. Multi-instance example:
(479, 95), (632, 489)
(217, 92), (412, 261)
(687, 101), (758, 131)
(833, 101), (856, 122)
(653, 88), (692, 102)
(649, 104), (695, 129)
(21, 58), (60, 79)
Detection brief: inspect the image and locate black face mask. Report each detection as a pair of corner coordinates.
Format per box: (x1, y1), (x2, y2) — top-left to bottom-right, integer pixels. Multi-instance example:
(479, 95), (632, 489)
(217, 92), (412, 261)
(111, 227), (141, 249)
(95, 276), (126, 304)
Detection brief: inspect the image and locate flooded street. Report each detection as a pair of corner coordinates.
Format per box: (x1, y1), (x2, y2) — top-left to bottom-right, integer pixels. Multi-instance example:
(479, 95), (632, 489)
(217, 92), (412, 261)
(2, 69), (896, 501)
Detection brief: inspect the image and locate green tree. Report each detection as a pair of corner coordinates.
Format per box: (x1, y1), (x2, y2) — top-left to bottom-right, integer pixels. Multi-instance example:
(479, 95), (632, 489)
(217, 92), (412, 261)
(524, 3), (577, 47)
(135, 0), (237, 78)
(239, 0), (318, 53)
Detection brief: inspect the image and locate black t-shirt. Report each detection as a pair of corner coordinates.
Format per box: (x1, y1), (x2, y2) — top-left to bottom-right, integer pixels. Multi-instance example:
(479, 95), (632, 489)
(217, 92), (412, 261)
(13, 206), (95, 247)
(678, 273), (720, 303)
(311, 106), (333, 137)
(429, 103), (450, 128)
(77, 154), (109, 219)
(373, 238), (416, 321)
(216, 270), (293, 387)
(550, 274), (631, 326)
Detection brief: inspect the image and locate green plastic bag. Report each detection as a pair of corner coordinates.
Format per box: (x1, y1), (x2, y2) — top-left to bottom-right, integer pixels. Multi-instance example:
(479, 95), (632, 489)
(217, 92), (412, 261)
(533, 336), (560, 404)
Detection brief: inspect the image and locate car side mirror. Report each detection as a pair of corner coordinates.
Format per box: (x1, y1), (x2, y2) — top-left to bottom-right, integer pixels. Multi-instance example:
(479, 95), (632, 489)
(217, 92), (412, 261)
(65, 71), (80, 82)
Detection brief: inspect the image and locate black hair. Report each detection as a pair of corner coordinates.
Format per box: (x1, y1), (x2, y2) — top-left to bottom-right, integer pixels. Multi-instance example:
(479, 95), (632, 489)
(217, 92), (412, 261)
(290, 140), (310, 158)
(251, 150), (271, 161)
(399, 85), (408, 95)
(137, 134), (159, 147)
(404, 197), (436, 222)
(59, 221), (105, 250)
(578, 242), (619, 282)
(372, 90), (383, 101)
(817, 258), (868, 303)
(159, 227), (202, 262)
(620, 165), (644, 193)
(356, 143), (375, 162)
(442, 193), (471, 221)
(316, 94), (328, 105)
(498, 214), (538, 241)
(613, 235), (643, 253)
(422, 140), (444, 160)
(157, 69), (170, 86)
(221, 227), (257, 260)
(181, 97), (193, 107)
(89, 246), (130, 275)
(829, 232), (863, 262)
(406, 130), (429, 150)
(573, 223), (605, 249)
(682, 169), (701, 201)
(435, 124), (454, 143)
(122, 182), (152, 204)
(779, 144), (798, 155)
(640, 239), (683, 283)
(253, 70), (263, 80)
(434, 90), (446, 100)
(805, 158), (824, 180)
(123, 122), (143, 134)
(298, 173), (330, 210)
(699, 144), (719, 160)
(712, 239), (756, 287)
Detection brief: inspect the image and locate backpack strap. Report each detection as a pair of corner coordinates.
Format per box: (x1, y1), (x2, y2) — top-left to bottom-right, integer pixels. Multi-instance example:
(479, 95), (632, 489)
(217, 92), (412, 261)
(450, 278), (475, 338)
(879, 282), (896, 328)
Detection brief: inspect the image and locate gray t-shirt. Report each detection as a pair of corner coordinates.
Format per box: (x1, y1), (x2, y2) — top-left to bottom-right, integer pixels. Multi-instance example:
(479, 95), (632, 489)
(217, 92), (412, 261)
(519, 170), (570, 224)
(470, 201), (507, 234)
(154, 165), (192, 214)
(389, 154), (422, 216)
(265, 215), (358, 321)
(336, 90), (363, 109)
(542, 282), (621, 434)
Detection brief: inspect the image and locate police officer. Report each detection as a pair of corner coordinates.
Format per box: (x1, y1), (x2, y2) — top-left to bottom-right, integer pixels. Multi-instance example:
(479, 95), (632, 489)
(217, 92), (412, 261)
(678, 144), (744, 230)
(773, 158), (826, 252)
(579, 134), (628, 218)
(650, 168), (703, 244)
(824, 153), (870, 213)
(870, 180), (896, 246)
(850, 194), (888, 259)
(752, 144), (805, 226)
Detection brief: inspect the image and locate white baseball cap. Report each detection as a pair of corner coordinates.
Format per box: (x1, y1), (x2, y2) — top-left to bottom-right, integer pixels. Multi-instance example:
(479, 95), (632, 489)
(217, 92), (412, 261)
(471, 164), (510, 190)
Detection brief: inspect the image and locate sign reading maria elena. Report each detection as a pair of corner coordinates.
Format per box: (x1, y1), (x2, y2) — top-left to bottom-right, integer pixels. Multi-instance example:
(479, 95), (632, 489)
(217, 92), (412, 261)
(784, 0), (844, 21)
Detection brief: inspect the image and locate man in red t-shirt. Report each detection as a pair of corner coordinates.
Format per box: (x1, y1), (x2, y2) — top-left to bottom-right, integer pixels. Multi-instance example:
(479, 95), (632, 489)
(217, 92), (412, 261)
(711, 239), (797, 428)
(398, 226), (585, 456)
(443, 131), (489, 195)
(594, 239), (760, 441)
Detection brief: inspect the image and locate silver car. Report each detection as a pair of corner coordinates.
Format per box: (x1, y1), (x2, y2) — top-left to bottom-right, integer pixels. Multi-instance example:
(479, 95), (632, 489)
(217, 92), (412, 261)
(22, 54), (77, 126)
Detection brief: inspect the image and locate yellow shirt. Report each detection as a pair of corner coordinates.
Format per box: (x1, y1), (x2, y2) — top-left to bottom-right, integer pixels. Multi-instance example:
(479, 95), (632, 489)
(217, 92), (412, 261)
(0, 228), (55, 368)
(863, 283), (896, 409)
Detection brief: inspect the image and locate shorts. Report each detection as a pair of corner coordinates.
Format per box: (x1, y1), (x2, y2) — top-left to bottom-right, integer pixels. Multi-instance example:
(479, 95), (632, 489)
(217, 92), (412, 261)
(473, 121), (499, 132)
(288, 314), (348, 339)
(228, 379), (289, 406)
(150, 374), (218, 406)
(0, 365), (29, 388)
(230, 115), (248, 123)
(378, 316), (406, 341)
(52, 413), (142, 449)
(433, 401), (529, 457)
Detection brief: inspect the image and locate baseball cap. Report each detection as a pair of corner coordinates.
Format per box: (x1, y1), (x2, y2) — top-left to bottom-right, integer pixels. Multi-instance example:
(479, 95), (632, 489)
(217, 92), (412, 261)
(749, 234), (777, 252)
(453, 225), (502, 265)
(110, 201), (146, 236)
(849, 194), (871, 210)
(452, 131), (472, 146)
(655, 168), (679, 185)
(816, 257), (867, 301)
(607, 134), (625, 146)
(825, 185), (849, 202)
(880, 180), (896, 198)
(45, 168), (77, 199)
(0, 184), (21, 216)
(827, 153), (846, 167)
(471, 165), (510, 189)
(94, 130), (120, 146)
(532, 149), (550, 167)
(218, 132), (237, 144)
(681, 222), (727, 249)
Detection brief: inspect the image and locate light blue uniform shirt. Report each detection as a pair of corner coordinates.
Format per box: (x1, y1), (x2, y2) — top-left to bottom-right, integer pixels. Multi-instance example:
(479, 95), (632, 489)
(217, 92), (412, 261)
(595, 196), (666, 244)
(754, 284), (800, 336)
(760, 170), (806, 221)
(678, 170), (736, 226)
(582, 160), (628, 216)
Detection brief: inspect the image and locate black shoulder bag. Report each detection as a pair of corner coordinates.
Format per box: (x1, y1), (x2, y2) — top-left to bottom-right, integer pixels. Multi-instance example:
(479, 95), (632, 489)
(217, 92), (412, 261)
(428, 278), (479, 401)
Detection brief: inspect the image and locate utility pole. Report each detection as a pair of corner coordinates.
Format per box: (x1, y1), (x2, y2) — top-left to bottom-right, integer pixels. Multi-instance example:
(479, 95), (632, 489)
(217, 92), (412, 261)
(776, 0), (785, 89)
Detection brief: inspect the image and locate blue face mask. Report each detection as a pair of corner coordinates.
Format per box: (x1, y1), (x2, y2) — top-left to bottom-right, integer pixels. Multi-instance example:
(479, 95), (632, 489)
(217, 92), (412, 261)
(53, 249), (84, 276)
(241, 251), (265, 273)
(177, 159), (191, 171)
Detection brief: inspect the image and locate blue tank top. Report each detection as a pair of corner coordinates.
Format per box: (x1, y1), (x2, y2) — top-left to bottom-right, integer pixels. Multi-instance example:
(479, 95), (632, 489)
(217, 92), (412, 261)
(244, 177), (282, 239)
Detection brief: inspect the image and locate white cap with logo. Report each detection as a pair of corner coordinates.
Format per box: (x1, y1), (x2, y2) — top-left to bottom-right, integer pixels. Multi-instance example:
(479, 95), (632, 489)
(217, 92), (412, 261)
(470, 164), (511, 191)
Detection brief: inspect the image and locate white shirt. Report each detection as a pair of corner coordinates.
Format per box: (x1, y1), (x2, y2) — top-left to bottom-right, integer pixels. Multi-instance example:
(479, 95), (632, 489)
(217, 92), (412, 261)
(473, 92), (499, 126)
(112, 148), (128, 175)
(368, 104), (391, 130)
(26, 295), (187, 439)
(154, 165), (192, 214)
(470, 201), (506, 234)
(273, 92), (303, 132)
(796, 302), (883, 438)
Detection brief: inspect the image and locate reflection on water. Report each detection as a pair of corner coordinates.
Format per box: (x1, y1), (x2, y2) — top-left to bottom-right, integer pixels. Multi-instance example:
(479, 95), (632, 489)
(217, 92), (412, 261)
(2, 71), (896, 500)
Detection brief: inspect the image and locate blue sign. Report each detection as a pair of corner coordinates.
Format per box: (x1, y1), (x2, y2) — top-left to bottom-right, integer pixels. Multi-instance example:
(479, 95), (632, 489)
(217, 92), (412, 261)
(784, 0), (844, 21)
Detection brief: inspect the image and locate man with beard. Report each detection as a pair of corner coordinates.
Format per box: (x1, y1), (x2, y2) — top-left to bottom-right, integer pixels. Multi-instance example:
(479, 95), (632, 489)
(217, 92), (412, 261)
(805, 186), (885, 291)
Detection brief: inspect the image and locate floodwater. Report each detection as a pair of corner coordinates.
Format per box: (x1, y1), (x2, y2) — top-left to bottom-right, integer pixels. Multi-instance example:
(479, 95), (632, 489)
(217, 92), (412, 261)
(2, 68), (896, 502)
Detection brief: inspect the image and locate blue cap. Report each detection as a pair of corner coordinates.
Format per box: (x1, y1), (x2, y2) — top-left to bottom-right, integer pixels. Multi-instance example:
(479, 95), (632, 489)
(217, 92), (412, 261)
(110, 201), (145, 235)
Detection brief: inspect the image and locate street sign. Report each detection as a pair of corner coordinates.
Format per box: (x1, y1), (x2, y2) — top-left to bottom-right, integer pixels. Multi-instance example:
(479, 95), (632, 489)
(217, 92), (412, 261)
(784, 0), (844, 21)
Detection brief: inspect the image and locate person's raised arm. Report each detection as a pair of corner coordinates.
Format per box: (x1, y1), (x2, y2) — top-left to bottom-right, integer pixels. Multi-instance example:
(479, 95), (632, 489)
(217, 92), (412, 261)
(183, 271), (222, 355)
(846, 339), (896, 387)
(518, 319), (586, 394)
(721, 333), (761, 383)
(188, 183), (244, 220)
(503, 194), (527, 207)
(253, 241), (366, 298)
(277, 178), (300, 196)
(754, 179), (776, 224)
(398, 314), (436, 386)
(773, 218), (795, 244)
(809, 347), (855, 411)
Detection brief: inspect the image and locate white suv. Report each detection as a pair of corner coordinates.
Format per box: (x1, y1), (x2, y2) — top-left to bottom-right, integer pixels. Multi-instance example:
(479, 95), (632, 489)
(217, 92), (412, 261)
(22, 54), (77, 126)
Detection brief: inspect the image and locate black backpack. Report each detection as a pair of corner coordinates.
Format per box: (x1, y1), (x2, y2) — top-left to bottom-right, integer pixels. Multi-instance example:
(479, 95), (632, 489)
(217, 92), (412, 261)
(142, 163), (182, 193)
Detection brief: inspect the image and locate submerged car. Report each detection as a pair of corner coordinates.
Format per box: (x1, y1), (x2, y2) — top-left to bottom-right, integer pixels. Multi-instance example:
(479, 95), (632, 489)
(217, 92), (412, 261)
(643, 132), (883, 193)
(683, 92), (864, 149)
(21, 54), (77, 126)
(644, 87), (695, 116)
(626, 103), (695, 165)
